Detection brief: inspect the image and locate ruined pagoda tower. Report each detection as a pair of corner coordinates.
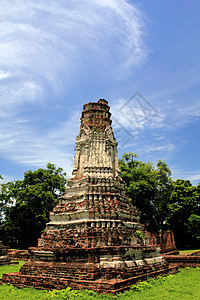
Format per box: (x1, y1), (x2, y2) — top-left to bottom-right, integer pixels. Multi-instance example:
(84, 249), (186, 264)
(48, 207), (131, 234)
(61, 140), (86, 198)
(2, 99), (177, 293)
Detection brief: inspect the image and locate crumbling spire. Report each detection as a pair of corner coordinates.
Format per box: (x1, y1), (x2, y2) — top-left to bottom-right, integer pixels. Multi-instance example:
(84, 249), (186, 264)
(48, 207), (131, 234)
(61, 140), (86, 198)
(72, 99), (119, 179)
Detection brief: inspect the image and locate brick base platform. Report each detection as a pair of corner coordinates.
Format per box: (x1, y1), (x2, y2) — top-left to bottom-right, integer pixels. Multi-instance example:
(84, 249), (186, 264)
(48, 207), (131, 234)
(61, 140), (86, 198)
(0, 257), (14, 266)
(0, 260), (18, 266)
(163, 254), (200, 268)
(0, 241), (18, 266)
(2, 260), (178, 294)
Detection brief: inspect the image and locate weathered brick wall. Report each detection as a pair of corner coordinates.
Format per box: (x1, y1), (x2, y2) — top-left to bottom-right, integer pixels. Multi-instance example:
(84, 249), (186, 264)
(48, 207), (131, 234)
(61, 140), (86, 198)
(0, 241), (11, 265)
(37, 226), (144, 253)
(81, 99), (112, 132)
(2, 262), (178, 293)
(148, 231), (177, 254)
(7, 249), (30, 261)
(52, 192), (139, 222)
(163, 255), (200, 268)
(159, 231), (177, 253)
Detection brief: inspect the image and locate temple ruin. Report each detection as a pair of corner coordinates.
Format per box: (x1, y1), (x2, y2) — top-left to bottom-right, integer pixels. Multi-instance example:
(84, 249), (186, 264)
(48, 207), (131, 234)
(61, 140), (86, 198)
(2, 99), (178, 293)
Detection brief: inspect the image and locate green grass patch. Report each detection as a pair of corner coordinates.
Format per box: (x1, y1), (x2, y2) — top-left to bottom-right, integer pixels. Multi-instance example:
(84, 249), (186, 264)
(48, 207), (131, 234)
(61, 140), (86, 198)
(0, 284), (47, 300)
(0, 261), (47, 299)
(0, 261), (25, 279)
(116, 268), (200, 300)
(0, 267), (199, 299)
(179, 249), (200, 255)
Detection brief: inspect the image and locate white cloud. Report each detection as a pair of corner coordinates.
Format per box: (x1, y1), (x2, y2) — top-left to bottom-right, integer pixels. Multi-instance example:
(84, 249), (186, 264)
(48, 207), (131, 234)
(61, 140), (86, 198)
(153, 135), (165, 141)
(0, 70), (12, 80)
(111, 95), (165, 132)
(0, 81), (43, 118)
(0, 174), (17, 183)
(145, 143), (176, 153)
(171, 168), (200, 185)
(179, 103), (200, 118)
(189, 174), (200, 181)
(0, 0), (147, 99)
(0, 109), (81, 177)
(110, 89), (200, 143)
(0, 0), (147, 174)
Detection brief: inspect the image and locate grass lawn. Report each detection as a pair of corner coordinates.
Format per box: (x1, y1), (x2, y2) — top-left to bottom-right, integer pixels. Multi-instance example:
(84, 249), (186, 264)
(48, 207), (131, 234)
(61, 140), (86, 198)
(0, 262), (199, 299)
(179, 249), (200, 255)
(0, 260), (25, 278)
(0, 261), (47, 300)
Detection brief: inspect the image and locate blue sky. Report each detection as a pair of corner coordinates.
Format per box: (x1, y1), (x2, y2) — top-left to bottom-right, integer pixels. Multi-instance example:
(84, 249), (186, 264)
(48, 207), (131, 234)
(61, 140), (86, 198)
(0, 0), (200, 186)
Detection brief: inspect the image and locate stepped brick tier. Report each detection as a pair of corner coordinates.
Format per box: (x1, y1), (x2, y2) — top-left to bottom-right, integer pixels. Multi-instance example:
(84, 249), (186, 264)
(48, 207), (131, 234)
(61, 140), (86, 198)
(7, 249), (30, 261)
(2, 99), (178, 293)
(163, 251), (200, 268)
(0, 241), (18, 266)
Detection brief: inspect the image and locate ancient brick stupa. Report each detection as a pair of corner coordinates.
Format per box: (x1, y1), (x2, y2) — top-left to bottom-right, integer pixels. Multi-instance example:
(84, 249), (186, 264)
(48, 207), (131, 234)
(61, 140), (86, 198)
(2, 99), (177, 293)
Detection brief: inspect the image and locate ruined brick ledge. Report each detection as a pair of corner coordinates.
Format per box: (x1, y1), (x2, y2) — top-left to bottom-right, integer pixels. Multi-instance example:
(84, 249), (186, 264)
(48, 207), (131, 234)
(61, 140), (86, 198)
(1, 265), (178, 294)
(7, 249), (30, 261)
(163, 255), (200, 268)
(0, 260), (19, 266)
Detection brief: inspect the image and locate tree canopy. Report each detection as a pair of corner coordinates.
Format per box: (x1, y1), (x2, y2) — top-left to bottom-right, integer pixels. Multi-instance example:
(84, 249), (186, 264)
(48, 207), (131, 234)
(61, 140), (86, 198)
(119, 153), (173, 232)
(119, 153), (200, 249)
(166, 179), (200, 248)
(0, 163), (66, 249)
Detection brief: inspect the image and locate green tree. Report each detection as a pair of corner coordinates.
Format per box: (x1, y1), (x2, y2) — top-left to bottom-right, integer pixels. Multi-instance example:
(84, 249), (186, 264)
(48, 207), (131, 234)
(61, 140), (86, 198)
(119, 153), (173, 233)
(0, 175), (13, 229)
(166, 179), (200, 249)
(1, 163), (66, 249)
(119, 153), (155, 232)
(119, 154), (200, 248)
(155, 160), (173, 230)
(0, 174), (4, 225)
(187, 214), (200, 243)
